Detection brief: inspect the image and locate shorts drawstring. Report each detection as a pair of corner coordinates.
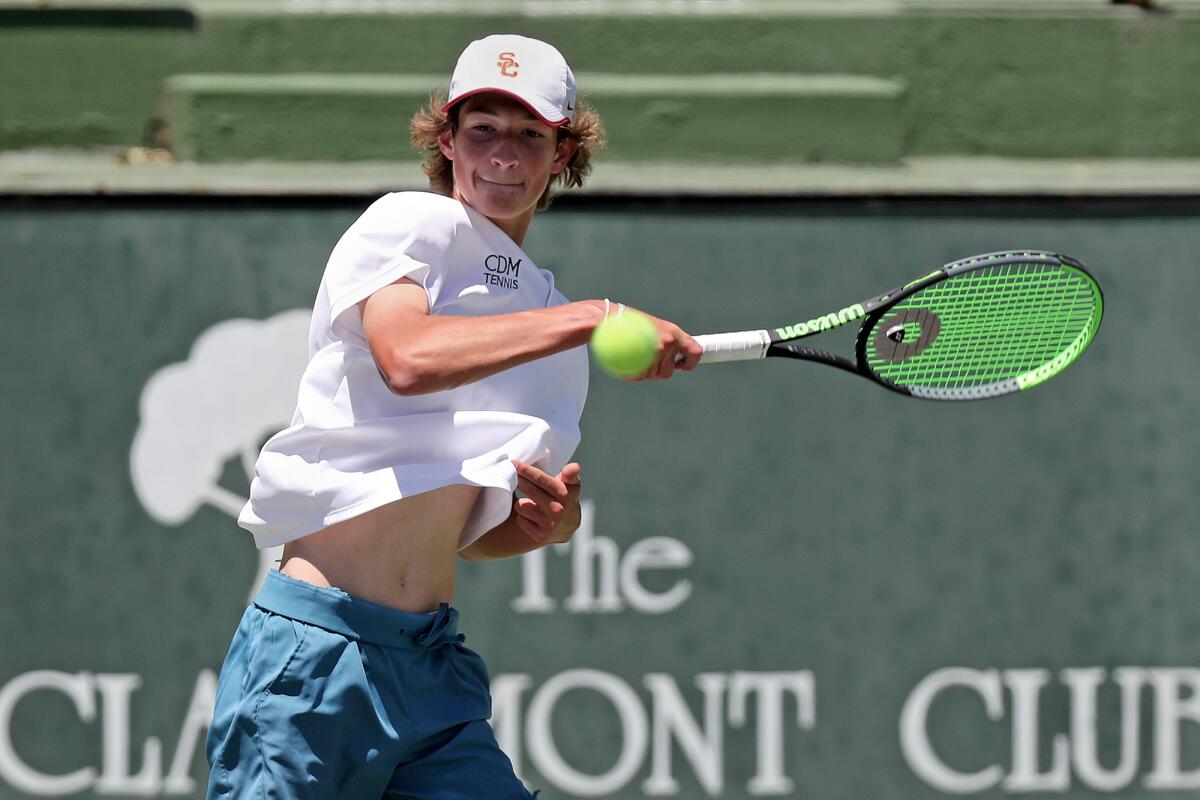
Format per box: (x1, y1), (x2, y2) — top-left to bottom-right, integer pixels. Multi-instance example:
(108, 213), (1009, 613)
(414, 603), (466, 648)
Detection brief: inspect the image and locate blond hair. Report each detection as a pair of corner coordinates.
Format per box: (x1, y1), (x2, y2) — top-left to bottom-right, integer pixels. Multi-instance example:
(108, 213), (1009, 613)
(409, 92), (606, 211)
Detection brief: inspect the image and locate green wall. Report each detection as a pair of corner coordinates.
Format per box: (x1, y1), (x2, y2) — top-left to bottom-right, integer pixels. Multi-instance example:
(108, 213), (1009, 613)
(1, 196), (1198, 798)
(3, 2), (1200, 163)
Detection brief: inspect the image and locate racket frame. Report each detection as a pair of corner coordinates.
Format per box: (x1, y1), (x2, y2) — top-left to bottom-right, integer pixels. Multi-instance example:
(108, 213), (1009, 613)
(695, 250), (1102, 400)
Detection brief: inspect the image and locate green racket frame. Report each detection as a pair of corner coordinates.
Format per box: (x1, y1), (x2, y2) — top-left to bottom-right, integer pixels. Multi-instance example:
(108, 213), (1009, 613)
(694, 250), (1104, 401)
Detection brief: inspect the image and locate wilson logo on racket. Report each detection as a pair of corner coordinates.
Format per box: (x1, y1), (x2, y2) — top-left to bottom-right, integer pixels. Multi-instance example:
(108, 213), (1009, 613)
(774, 304), (865, 339)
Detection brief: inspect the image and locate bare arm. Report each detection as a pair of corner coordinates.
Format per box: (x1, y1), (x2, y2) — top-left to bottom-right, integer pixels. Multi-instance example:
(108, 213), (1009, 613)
(458, 509), (545, 560)
(460, 461), (582, 560)
(360, 279), (703, 395)
(360, 279), (605, 395)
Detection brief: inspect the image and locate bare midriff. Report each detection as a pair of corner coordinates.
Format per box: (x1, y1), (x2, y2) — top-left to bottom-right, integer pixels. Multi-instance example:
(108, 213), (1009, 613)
(279, 483), (483, 613)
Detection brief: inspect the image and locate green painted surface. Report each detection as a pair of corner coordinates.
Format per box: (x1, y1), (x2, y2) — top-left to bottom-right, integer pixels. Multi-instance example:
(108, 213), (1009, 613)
(2, 2), (1200, 168)
(0, 196), (1198, 797)
(9, 152), (1200, 196)
(167, 72), (904, 162)
(902, 15), (1200, 158)
(0, 23), (192, 148)
(165, 74), (436, 161)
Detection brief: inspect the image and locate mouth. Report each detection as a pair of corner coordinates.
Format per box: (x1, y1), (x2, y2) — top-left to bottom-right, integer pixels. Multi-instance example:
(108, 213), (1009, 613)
(478, 177), (523, 188)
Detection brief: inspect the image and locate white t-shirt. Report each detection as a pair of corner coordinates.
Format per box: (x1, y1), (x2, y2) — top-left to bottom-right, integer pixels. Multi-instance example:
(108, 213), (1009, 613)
(238, 191), (589, 550)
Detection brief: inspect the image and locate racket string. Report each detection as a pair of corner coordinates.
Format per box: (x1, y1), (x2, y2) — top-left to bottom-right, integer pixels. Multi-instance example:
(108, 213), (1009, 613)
(900, 272), (1091, 384)
(865, 263), (1100, 389)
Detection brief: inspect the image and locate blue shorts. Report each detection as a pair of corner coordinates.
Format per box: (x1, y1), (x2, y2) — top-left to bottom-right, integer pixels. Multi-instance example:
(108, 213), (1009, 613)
(205, 570), (536, 799)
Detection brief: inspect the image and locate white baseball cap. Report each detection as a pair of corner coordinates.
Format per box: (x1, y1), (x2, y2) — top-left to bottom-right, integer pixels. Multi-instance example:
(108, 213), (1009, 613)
(443, 34), (576, 127)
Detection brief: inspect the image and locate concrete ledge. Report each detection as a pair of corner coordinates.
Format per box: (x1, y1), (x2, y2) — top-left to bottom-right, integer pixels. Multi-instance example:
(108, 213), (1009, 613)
(165, 72), (906, 164)
(6, 1), (1198, 15)
(4, 151), (1200, 197)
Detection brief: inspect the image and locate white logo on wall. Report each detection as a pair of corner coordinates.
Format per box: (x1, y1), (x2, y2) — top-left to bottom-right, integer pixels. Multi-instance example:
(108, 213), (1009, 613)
(3, 312), (1199, 797)
(0, 313), (312, 797)
(130, 309), (311, 601)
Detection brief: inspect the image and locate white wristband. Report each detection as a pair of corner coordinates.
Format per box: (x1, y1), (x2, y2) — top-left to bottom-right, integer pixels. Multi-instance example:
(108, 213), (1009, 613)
(601, 299), (627, 322)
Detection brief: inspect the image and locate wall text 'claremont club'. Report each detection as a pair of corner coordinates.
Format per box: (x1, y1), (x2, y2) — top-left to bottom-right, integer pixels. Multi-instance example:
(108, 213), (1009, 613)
(5, 667), (1200, 795)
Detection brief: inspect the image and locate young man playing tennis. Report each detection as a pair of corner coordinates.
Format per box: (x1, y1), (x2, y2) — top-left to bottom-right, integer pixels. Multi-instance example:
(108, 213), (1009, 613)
(205, 34), (702, 799)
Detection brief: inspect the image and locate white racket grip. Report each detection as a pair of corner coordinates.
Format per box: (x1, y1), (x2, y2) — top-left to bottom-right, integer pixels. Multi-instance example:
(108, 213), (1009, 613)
(695, 330), (772, 364)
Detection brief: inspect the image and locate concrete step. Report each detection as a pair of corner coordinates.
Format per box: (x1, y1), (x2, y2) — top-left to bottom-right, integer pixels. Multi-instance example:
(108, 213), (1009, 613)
(7, 150), (1200, 198)
(6, 3), (1200, 160)
(165, 72), (905, 164)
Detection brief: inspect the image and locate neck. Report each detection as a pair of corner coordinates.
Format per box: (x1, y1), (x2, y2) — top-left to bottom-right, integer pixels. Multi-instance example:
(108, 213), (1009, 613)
(453, 191), (533, 247)
(494, 213), (532, 247)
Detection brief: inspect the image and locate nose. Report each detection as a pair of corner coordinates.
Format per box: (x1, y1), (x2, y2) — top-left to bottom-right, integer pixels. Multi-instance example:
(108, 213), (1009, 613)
(490, 135), (519, 169)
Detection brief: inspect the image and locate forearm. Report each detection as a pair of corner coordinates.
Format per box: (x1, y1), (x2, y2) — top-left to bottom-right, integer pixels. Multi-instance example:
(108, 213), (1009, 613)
(459, 509), (545, 560)
(375, 299), (603, 395)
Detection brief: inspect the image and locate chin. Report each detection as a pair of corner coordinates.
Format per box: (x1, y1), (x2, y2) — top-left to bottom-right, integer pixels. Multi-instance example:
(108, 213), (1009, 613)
(471, 192), (535, 220)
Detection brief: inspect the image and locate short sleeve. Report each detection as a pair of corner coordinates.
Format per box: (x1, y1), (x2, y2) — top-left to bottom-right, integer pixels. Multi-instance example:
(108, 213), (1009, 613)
(540, 266), (569, 307)
(324, 193), (460, 334)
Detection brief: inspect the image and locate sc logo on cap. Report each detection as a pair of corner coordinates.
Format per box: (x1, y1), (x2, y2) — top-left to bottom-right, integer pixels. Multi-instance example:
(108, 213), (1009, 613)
(497, 51), (519, 77)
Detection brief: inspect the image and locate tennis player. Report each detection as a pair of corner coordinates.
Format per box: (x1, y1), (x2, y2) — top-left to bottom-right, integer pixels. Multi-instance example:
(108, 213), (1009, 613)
(205, 34), (702, 799)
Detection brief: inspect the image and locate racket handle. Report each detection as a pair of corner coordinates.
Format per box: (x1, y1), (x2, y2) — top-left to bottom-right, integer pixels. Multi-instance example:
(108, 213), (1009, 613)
(695, 330), (772, 364)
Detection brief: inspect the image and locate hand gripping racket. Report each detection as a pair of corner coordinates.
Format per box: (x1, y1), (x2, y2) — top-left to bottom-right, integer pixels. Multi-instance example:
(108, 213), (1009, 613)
(694, 250), (1103, 400)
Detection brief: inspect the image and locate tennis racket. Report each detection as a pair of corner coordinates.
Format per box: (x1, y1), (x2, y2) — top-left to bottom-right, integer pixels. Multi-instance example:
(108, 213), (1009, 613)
(694, 250), (1103, 400)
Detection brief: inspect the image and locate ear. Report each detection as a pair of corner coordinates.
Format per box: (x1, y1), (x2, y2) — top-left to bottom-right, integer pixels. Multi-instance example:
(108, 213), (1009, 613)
(437, 127), (455, 161)
(550, 136), (579, 175)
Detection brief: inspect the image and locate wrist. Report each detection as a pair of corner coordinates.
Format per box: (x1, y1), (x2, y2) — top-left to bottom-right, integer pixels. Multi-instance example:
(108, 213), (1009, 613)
(570, 300), (608, 338)
(600, 298), (626, 322)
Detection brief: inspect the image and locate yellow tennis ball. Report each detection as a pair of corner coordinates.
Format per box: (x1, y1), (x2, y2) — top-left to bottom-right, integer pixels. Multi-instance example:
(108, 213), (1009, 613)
(590, 310), (659, 377)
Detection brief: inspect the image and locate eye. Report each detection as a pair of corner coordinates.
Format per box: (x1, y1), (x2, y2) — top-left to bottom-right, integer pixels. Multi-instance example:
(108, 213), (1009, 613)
(524, 129), (546, 138)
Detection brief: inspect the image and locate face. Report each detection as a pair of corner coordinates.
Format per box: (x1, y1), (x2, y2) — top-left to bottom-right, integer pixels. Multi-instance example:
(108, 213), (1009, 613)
(438, 93), (578, 238)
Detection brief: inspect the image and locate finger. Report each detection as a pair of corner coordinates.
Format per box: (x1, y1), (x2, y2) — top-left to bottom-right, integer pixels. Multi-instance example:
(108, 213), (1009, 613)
(514, 512), (543, 539)
(654, 346), (678, 380)
(515, 496), (556, 527)
(515, 490), (556, 526)
(514, 511), (551, 542)
(678, 336), (703, 371)
(513, 494), (564, 525)
(520, 474), (561, 506)
(560, 464), (582, 501)
(515, 461), (568, 499)
(516, 474), (549, 500)
(559, 502), (581, 537)
(560, 463), (582, 485)
(660, 326), (692, 379)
